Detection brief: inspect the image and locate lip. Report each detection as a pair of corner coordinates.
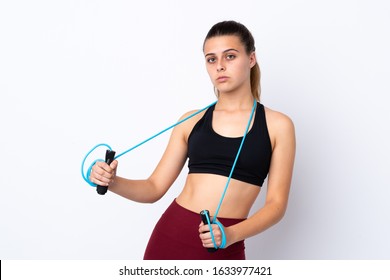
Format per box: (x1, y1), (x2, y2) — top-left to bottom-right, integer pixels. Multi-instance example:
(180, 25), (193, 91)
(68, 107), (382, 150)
(216, 76), (229, 82)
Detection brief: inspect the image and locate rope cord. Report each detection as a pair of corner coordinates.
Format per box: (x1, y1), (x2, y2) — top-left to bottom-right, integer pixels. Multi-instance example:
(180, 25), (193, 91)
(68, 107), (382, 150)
(207, 99), (257, 249)
(81, 99), (256, 250)
(81, 101), (217, 187)
(204, 210), (227, 249)
(212, 99), (257, 223)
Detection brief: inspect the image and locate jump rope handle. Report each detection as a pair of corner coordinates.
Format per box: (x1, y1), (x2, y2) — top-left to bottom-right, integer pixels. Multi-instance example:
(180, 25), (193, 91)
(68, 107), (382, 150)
(96, 150), (116, 195)
(200, 210), (218, 253)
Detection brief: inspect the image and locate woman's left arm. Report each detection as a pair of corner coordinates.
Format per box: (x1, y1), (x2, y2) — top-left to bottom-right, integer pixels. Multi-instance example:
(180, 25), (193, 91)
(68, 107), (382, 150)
(225, 112), (296, 247)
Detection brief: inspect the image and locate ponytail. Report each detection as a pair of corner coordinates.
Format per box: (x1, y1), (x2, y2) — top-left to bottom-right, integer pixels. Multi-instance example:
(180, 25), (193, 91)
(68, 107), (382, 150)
(250, 62), (261, 101)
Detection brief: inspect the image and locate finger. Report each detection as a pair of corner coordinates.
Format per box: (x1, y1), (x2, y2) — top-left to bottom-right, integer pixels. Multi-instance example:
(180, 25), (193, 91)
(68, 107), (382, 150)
(199, 224), (208, 233)
(110, 160), (118, 170)
(199, 231), (221, 243)
(90, 167), (112, 186)
(90, 175), (109, 186)
(95, 162), (116, 178)
(201, 235), (221, 248)
(96, 161), (114, 173)
(93, 168), (111, 181)
(203, 241), (219, 248)
(199, 223), (219, 234)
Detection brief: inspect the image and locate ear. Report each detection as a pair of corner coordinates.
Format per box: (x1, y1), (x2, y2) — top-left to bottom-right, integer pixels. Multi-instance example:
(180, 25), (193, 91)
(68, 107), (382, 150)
(249, 52), (257, 68)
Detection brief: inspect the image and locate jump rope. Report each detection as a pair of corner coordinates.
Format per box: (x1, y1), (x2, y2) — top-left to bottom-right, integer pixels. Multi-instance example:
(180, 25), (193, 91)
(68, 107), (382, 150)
(81, 99), (257, 251)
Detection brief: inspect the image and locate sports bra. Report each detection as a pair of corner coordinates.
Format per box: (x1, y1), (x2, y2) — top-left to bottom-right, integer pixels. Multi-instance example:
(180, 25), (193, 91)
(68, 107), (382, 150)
(187, 102), (272, 187)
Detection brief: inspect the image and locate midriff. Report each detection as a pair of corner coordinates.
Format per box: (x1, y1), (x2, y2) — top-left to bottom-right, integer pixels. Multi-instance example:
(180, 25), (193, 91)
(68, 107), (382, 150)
(176, 173), (260, 219)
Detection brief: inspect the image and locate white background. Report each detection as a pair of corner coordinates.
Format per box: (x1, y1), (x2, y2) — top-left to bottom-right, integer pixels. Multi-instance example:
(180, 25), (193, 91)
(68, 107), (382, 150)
(1, 0), (389, 259)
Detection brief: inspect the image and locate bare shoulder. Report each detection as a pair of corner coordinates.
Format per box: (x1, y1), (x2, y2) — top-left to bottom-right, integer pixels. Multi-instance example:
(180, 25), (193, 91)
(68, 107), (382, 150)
(265, 106), (294, 128)
(264, 106), (295, 147)
(178, 108), (207, 125)
(176, 108), (207, 140)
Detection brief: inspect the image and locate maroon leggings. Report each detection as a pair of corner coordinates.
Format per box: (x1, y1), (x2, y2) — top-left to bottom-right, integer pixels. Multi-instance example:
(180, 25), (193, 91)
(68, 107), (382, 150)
(143, 199), (246, 260)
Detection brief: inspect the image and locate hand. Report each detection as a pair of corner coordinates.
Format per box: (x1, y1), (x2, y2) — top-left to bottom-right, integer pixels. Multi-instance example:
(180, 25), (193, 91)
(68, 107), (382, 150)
(198, 221), (223, 249)
(90, 160), (118, 187)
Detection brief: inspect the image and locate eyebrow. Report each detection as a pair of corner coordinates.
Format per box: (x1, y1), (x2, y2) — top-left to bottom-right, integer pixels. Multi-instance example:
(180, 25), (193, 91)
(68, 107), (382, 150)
(205, 48), (240, 57)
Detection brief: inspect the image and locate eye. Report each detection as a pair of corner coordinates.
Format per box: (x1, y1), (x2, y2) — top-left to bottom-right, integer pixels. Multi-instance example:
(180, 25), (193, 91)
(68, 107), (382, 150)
(226, 54), (236, 60)
(206, 57), (216, 63)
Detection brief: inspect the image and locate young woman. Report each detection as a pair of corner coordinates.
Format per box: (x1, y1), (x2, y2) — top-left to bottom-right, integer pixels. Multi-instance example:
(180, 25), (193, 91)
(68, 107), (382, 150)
(90, 21), (295, 260)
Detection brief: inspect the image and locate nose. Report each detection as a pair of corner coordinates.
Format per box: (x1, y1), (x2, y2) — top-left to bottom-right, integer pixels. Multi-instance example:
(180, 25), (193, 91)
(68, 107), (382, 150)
(217, 61), (225, 72)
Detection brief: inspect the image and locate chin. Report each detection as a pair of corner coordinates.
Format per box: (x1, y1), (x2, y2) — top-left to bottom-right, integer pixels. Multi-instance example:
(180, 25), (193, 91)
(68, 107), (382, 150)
(218, 87), (238, 95)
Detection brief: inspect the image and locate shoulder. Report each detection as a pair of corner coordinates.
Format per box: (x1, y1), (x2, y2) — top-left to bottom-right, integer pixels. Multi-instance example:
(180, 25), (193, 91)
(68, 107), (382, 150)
(263, 106), (295, 148)
(264, 106), (294, 130)
(175, 108), (208, 141)
(178, 101), (215, 122)
(178, 108), (208, 125)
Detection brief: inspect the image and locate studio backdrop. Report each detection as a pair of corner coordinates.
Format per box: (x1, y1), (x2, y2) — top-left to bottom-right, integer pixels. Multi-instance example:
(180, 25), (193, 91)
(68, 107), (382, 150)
(1, 0), (389, 259)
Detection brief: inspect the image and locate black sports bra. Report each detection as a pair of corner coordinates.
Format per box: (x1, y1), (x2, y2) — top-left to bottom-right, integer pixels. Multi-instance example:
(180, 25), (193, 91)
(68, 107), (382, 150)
(187, 102), (272, 187)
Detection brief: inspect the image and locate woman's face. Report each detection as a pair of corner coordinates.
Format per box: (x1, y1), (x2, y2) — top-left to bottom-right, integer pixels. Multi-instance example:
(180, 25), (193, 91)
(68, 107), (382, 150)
(203, 35), (256, 96)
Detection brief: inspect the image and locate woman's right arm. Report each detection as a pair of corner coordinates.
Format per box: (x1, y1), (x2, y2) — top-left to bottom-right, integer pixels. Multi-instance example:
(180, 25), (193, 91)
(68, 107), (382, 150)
(89, 111), (196, 203)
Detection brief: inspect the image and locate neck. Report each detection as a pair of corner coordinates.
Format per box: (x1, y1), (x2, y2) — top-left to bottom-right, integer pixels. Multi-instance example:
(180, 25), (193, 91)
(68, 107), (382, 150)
(215, 79), (255, 110)
(216, 92), (254, 111)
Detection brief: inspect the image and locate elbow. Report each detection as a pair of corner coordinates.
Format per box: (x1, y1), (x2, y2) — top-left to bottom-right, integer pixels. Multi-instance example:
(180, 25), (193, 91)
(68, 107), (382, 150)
(276, 201), (288, 221)
(143, 178), (167, 204)
(268, 200), (288, 225)
(132, 195), (161, 204)
(275, 208), (286, 224)
(144, 195), (163, 204)
(136, 187), (164, 204)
